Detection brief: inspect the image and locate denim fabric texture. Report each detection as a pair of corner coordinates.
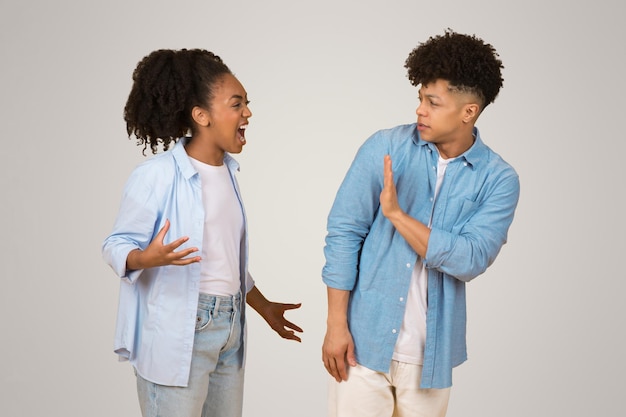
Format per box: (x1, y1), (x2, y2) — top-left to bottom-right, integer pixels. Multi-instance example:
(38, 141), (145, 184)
(102, 138), (253, 387)
(322, 123), (520, 388)
(137, 293), (245, 417)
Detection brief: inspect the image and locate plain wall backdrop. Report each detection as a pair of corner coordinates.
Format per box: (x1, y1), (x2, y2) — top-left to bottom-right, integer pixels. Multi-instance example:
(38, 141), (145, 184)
(1, 0), (624, 416)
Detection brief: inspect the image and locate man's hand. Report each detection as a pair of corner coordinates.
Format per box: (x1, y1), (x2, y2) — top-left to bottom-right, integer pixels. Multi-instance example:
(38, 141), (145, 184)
(322, 321), (357, 382)
(379, 154), (431, 258)
(380, 155), (402, 220)
(322, 288), (356, 382)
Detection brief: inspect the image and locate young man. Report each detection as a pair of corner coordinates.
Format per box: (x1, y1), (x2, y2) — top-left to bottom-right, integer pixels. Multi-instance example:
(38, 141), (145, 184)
(321, 30), (520, 417)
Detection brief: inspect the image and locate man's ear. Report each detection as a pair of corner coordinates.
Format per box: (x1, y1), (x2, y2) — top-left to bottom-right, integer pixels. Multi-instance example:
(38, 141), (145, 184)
(463, 103), (480, 124)
(191, 106), (211, 127)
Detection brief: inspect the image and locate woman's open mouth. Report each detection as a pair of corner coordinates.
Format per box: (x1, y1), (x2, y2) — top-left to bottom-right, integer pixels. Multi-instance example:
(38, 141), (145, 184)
(238, 124), (248, 143)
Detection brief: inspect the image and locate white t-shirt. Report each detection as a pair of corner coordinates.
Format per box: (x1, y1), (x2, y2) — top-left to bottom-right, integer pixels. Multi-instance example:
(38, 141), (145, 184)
(393, 156), (454, 364)
(189, 157), (244, 296)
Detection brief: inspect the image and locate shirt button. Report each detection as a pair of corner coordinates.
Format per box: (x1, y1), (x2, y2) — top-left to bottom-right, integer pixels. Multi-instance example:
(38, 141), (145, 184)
(392, 329), (397, 334)
(463, 162), (468, 166)
(406, 263), (411, 268)
(399, 297), (404, 302)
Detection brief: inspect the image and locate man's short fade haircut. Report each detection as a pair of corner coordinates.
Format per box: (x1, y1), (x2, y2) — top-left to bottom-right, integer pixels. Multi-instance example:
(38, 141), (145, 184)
(405, 29), (504, 109)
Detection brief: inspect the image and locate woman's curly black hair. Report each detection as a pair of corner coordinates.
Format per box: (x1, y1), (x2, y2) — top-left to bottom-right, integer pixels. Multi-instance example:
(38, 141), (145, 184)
(124, 48), (232, 155)
(405, 29), (504, 109)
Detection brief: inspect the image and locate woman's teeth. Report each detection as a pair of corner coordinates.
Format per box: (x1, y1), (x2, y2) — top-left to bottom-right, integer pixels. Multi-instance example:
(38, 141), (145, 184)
(238, 124), (247, 142)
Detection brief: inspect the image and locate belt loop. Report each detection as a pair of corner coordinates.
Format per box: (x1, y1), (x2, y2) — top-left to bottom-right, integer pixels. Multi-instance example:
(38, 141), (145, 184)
(232, 293), (239, 313)
(214, 297), (221, 314)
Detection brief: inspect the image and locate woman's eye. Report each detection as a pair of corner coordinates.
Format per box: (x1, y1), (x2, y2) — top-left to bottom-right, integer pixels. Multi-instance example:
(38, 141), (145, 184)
(233, 100), (250, 108)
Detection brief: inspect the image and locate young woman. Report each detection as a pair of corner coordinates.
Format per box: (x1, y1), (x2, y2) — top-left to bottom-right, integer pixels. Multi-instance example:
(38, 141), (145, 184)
(102, 48), (302, 417)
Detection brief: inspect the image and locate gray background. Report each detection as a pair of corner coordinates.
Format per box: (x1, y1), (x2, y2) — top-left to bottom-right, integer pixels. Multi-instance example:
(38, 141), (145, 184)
(1, 0), (624, 416)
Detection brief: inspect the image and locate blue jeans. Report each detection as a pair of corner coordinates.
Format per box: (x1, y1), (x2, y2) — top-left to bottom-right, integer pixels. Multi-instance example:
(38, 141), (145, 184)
(137, 292), (244, 417)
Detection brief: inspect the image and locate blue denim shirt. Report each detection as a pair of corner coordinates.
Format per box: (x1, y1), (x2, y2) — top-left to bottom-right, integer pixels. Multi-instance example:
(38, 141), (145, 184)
(322, 123), (520, 388)
(102, 138), (254, 387)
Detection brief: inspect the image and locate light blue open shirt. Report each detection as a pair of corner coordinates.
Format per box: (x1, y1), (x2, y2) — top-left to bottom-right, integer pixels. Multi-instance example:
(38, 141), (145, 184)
(322, 123), (520, 388)
(102, 138), (254, 387)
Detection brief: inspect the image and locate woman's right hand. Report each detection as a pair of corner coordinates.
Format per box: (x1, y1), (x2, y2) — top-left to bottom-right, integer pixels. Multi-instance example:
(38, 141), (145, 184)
(125, 219), (201, 270)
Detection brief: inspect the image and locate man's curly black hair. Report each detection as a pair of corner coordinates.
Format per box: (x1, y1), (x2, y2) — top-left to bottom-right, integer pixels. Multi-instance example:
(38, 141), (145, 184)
(124, 48), (232, 155)
(405, 29), (504, 109)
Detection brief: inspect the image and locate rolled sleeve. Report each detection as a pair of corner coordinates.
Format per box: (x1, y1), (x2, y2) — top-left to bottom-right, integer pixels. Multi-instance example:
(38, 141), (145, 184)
(102, 164), (161, 284)
(102, 238), (143, 283)
(322, 133), (388, 290)
(425, 171), (520, 281)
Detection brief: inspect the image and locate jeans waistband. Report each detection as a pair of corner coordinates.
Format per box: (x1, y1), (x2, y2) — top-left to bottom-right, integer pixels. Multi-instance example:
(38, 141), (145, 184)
(198, 292), (241, 313)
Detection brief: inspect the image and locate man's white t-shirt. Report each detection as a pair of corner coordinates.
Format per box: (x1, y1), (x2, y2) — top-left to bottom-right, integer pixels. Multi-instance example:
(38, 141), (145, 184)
(393, 156), (454, 364)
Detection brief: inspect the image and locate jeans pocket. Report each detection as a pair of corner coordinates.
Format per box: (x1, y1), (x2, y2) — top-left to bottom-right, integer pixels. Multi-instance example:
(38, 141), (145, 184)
(195, 308), (213, 332)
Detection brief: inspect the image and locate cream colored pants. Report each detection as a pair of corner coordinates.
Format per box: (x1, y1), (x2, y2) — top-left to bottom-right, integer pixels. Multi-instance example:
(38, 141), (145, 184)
(328, 361), (451, 417)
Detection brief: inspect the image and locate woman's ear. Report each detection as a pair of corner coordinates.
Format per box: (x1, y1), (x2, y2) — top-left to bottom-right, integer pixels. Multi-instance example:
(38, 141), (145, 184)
(191, 106), (211, 127)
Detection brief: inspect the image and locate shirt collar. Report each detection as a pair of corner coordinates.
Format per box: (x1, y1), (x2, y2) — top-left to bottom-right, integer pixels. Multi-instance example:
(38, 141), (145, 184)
(223, 152), (240, 173)
(172, 137), (240, 179)
(461, 127), (488, 168)
(414, 126), (488, 168)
